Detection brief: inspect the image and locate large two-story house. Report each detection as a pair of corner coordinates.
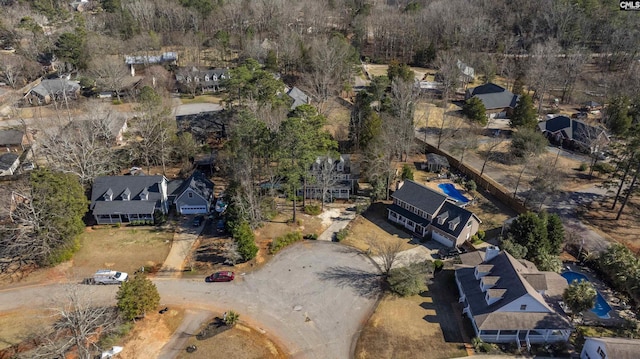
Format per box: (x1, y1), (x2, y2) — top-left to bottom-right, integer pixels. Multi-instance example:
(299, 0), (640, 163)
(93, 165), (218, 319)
(465, 83), (519, 119)
(455, 246), (573, 350)
(387, 180), (480, 247)
(303, 155), (356, 201)
(90, 175), (169, 224)
(175, 67), (230, 94)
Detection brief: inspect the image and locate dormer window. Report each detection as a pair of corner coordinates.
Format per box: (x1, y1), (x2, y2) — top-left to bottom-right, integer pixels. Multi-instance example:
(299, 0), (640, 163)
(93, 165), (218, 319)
(121, 188), (131, 201)
(140, 188), (149, 201)
(103, 188), (113, 201)
(204, 75), (209, 81)
(449, 216), (461, 231)
(195, 77), (200, 82)
(213, 75), (218, 81)
(437, 211), (448, 225)
(186, 77), (192, 83)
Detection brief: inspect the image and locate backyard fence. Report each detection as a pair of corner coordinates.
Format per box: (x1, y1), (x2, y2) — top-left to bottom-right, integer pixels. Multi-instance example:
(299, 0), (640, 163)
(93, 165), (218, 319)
(415, 138), (529, 214)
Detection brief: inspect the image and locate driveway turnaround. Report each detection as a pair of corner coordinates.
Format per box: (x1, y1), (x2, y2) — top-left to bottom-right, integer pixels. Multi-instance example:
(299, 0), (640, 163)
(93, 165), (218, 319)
(155, 241), (381, 359)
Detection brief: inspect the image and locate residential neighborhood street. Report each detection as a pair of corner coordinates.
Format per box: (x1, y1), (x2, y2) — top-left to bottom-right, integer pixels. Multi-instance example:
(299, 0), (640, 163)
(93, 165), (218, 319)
(0, 242), (380, 359)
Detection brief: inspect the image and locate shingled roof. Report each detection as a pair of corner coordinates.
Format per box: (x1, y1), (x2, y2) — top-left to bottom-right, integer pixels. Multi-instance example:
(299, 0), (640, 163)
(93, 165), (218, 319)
(455, 251), (572, 331)
(466, 83), (519, 110)
(391, 180), (448, 217)
(90, 175), (166, 215)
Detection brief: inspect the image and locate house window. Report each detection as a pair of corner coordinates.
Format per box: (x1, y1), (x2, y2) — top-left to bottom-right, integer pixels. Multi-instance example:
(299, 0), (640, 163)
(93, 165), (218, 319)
(520, 304), (527, 311)
(597, 347), (606, 359)
(407, 220), (414, 227)
(188, 192), (193, 198)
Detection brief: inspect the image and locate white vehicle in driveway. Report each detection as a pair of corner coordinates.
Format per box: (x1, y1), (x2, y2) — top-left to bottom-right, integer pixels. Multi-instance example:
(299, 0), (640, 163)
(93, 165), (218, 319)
(92, 270), (128, 285)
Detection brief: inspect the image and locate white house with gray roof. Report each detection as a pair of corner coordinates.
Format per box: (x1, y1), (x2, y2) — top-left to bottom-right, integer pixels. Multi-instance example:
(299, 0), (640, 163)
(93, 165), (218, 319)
(90, 175), (169, 224)
(465, 83), (519, 119)
(581, 337), (640, 359)
(387, 180), (480, 247)
(455, 246), (573, 349)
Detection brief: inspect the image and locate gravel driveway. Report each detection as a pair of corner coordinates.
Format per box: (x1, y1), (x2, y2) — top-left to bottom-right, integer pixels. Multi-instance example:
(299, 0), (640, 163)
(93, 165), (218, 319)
(155, 241), (381, 359)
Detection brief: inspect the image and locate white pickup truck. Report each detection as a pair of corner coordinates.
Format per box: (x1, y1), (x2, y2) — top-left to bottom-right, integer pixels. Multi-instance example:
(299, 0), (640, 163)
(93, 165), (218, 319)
(89, 270), (128, 285)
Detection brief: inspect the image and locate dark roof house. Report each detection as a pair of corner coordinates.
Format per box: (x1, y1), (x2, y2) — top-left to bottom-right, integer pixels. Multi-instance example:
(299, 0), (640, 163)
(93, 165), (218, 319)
(465, 83), (518, 115)
(175, 67), (230, 94)
(0, 153), (19, 176)
(169, 170), (215, 214)
(90, 175), (169, 224)
(538, 115), (609, 150)
(387, 180), (481, 247)
(455, 246), (573, 348)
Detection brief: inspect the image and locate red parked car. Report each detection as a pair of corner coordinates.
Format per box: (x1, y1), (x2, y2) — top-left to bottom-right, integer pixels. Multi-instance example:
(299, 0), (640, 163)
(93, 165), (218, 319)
(206, 271), (235, 282)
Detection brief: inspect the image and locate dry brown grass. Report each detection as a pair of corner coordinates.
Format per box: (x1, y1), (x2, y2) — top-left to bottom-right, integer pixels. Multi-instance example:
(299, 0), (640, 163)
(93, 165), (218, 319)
(119, 309), (184, 359)
(355, 294), (467, 359)
(0, 309), (56, 350)
(342, 202), (415, 252)
(71, 226), (172, 279)
(179, 95), (223, 104)
(580, 197), (640, 252)
(176, 323), (286, 359)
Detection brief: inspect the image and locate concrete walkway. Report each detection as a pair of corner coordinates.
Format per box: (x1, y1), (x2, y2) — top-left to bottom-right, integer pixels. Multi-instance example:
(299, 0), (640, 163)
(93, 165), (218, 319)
(316, 210), (357, 241)
(158, 217), (204, 277)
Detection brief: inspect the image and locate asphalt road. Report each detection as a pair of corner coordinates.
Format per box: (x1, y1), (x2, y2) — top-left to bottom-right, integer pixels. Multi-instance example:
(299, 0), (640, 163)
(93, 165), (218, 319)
(0, 241), (381, 359)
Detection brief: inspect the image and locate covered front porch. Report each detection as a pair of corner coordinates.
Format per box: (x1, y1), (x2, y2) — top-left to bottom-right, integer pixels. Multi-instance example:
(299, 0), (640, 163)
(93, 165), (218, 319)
(387, 204), (430, 237)
(95, 212), (154, 224)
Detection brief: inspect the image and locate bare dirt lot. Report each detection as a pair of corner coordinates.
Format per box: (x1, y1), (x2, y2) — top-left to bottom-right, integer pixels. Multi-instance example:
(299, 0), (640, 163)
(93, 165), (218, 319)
(119, 308), (185, 359)
(0, 308), (56, 350)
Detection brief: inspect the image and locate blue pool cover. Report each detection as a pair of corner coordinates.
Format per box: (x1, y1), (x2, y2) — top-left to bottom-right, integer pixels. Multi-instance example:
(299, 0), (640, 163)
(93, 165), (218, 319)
(438, 183), (469, 203)
(561, 271), (612, 318)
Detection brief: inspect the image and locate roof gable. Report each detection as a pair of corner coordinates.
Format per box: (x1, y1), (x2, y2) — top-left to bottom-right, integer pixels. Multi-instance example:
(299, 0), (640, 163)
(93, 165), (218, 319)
(391, 180), (447, 216)
(430, 201), (475, 237)
(172, 170), (214, 202)
(586, 337), (640, 359)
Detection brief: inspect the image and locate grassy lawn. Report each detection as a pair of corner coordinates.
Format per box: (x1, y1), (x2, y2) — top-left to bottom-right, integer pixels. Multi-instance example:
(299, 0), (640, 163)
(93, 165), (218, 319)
(342, 202), (415, 252)
(71, 226), (172, 278)
(355, 271), (469, 359)
(176, 322), (286, 359)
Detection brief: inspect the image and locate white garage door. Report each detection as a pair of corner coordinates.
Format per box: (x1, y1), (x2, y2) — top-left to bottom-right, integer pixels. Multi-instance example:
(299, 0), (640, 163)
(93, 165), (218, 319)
(432, 231), (454, 247)
(180, 206), (207, 214)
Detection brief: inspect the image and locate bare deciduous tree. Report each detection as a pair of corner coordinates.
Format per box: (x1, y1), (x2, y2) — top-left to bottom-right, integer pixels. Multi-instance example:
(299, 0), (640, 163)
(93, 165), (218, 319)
(91, 56), (130, 101)
(37, 106), (120, 185)
(27, 286), (118, 359)
(389, 78), (420, 162)
(367, 237), (404, 276)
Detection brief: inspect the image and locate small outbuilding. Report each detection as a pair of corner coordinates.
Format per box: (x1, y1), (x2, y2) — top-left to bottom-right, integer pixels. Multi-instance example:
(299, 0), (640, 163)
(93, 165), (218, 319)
(423, 153), (450, 172)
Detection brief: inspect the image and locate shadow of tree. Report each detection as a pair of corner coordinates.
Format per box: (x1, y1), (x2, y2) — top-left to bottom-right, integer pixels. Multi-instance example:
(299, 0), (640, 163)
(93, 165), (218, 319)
(316, 265), (383, 299)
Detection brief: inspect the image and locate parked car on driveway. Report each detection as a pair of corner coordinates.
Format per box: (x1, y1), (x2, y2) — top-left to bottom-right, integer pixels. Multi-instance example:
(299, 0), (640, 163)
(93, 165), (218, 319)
(216, 219), (225, 233)
(206, 271), (235, 282)
(192, 215), (204, 227)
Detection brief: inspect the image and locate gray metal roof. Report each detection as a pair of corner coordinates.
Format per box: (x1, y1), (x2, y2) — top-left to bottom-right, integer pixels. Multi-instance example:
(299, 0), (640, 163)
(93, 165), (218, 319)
(0, 130), (24, 146)
(391, 180), (447, 216)
(455, 251), (572, 331)
(124, 52), (177, 65)
(90, 175), (166, 213)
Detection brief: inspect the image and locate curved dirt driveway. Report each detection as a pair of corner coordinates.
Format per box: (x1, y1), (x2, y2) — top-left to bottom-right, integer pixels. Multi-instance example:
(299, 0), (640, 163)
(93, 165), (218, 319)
(0, 242), (381, 359)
